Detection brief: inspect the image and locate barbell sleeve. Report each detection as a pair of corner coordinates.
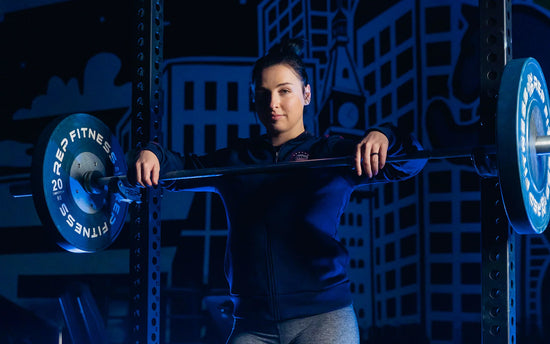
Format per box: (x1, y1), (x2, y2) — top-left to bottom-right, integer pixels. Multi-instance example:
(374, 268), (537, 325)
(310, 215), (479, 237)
(9, 180), (33, 198)
(535, 135), (550, 154)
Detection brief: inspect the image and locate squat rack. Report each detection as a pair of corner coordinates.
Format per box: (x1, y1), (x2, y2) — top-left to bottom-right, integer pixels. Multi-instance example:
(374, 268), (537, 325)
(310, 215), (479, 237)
(129, 0), (517, 343)
(479, 0), (516, 343)
(129, 0), (163, 343)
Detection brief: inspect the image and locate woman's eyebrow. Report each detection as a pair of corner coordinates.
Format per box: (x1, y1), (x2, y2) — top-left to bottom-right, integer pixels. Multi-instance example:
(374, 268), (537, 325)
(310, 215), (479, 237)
(256, 82), (294, 91)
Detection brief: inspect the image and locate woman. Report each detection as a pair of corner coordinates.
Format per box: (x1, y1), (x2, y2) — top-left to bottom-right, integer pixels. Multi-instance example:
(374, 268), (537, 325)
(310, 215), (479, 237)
(133, 39), (424, 344)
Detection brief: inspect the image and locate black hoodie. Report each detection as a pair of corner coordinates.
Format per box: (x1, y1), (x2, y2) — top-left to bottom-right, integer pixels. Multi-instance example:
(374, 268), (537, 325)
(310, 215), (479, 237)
(143, 125), (425, 321)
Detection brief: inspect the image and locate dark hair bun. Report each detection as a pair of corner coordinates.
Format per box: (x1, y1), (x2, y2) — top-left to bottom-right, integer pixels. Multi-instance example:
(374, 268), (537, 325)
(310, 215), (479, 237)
(252, 37), (309, 87)
(268, 38), (304, 57)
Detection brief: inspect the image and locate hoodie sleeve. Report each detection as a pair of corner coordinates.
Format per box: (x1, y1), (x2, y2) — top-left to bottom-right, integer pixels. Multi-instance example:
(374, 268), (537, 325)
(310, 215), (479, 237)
(325, 123), (426, 185)
(137, 142), (231, 192)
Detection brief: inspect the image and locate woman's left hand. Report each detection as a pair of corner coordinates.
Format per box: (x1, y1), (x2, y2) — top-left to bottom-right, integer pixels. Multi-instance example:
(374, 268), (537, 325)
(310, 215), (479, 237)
(355, 131), (389, 178)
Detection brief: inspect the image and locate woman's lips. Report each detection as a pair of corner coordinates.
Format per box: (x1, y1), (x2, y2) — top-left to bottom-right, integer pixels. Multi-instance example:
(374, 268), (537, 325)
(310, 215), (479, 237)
(271, 113), (284, 120)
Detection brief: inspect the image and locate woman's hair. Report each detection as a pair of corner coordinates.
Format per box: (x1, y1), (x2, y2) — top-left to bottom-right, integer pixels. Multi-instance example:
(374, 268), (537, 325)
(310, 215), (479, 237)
(251, 38), (309, 88)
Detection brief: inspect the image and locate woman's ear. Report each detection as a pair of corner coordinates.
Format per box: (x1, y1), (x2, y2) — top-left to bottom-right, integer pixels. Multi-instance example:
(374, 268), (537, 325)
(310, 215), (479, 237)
(304, 84), (311, 105)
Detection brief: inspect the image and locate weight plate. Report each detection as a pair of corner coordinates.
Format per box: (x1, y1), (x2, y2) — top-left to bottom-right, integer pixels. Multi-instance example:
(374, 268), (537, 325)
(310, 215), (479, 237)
(32, 113), (128, 252)
(498, 58), (550, 234)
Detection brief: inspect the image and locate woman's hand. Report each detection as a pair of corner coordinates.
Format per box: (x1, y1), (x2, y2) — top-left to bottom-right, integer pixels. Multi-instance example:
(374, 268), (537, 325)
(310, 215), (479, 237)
(134, 150), (160, 187)
(355, 131), (389, 178)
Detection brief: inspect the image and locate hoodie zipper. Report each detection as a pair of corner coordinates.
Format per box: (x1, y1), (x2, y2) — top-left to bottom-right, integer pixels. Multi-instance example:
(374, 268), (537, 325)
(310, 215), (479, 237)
(265, 228), (280, 320)
(273, 146), (281, 164)
(266, 135), (307, 319)
(268, 145), (280, 319)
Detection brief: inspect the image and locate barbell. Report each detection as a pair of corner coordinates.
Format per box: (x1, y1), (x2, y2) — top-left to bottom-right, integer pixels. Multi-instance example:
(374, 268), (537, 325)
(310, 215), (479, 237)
(9, 57), (550, 252)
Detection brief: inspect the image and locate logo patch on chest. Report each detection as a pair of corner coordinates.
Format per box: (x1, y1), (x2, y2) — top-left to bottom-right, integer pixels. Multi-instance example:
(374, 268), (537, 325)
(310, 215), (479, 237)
(290, 151), (310, 161)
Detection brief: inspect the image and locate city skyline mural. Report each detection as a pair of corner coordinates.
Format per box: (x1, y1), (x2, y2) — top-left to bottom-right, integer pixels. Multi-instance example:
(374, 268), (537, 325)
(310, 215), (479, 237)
(1, 0), (550, 343)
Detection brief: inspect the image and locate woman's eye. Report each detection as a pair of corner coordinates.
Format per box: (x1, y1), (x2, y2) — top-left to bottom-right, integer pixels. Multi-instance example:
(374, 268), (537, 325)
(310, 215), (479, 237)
(255, 91), (268, 102)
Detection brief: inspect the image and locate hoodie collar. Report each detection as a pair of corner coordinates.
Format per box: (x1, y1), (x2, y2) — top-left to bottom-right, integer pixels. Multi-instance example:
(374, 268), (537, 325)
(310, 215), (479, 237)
(259, 131), (312, 149)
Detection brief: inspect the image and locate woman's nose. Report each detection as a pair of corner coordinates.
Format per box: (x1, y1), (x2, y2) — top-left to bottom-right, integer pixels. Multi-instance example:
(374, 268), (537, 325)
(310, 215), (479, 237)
(270, 94), (279, 109)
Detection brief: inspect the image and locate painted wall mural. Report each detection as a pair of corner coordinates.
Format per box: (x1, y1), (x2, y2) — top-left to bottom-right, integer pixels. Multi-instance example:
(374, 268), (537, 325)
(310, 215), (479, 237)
(1, 0), (550, 343)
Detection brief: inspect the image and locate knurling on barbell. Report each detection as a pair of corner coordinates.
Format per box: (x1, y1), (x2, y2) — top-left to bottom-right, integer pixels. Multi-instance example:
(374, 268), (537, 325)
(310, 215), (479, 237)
(12, 57), (550, 252)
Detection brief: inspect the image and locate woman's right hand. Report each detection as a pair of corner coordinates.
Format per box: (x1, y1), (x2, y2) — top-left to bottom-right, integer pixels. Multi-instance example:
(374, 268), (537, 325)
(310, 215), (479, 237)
(134, 150), (160, 187)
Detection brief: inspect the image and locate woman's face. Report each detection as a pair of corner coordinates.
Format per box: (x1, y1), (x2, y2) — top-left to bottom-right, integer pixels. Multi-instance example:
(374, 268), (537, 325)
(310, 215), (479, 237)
(254, 63), (310, 142)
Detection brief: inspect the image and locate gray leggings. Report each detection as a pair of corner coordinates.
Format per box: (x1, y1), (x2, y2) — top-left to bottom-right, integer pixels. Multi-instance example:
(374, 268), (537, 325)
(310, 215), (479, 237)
(226, 305), (360, 344)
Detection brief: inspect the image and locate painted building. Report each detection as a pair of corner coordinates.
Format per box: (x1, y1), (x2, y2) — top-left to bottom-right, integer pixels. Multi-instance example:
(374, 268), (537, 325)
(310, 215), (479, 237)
(2, 0), (550, 343)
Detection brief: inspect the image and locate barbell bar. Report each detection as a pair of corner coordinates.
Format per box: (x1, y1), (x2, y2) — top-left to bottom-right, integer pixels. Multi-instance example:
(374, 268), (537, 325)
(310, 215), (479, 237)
(73, 139), (543, 202)
(10, 57), (550, 252)
(11, 138), (550, 197)
(89, 147), (479, 191)
(100, 138), (550, 184)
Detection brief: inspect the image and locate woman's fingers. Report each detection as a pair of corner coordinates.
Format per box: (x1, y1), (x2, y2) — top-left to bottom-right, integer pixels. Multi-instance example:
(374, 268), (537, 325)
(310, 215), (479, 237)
(355, 131), (389, 178)
(369, 146), (380, 177)
(135, 150), (160, 187)
(151, 161), (160, 185)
